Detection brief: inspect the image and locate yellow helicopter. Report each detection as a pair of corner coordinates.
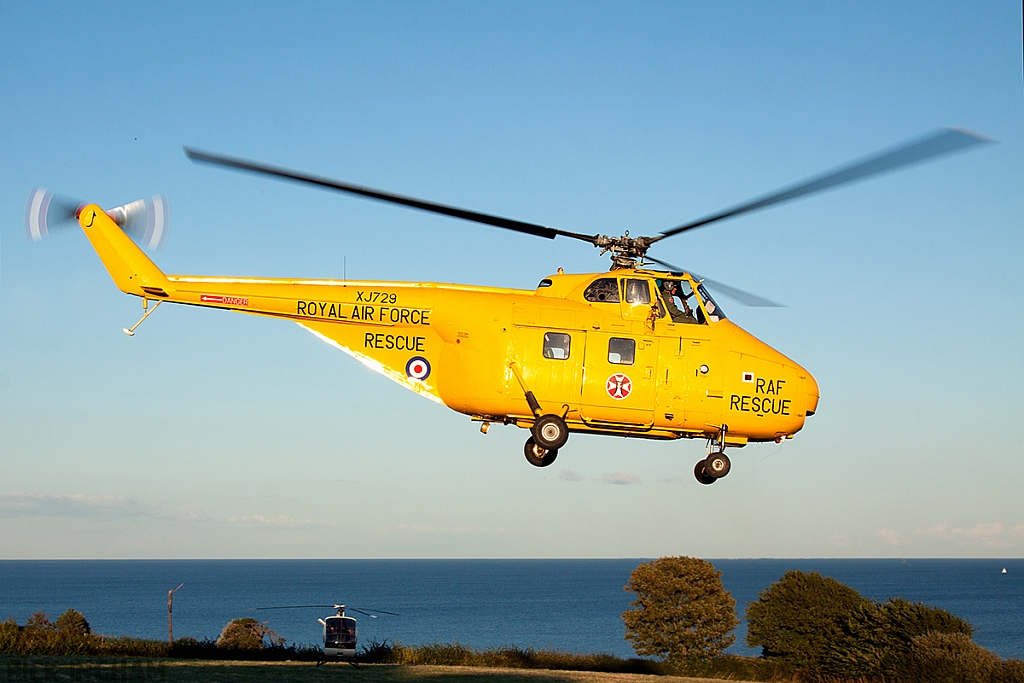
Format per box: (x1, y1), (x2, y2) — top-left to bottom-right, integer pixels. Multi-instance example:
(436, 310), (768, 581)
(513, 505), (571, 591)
(30, 128), (988, 484)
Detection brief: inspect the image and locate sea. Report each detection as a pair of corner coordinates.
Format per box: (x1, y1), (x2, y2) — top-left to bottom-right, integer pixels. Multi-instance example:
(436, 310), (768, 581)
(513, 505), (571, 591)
(0, 559), (1020, 660)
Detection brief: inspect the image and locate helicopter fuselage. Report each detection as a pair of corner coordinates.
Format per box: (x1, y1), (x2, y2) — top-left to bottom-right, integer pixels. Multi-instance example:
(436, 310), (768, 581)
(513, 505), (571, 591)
(77, 204), (819, 454)
(321, 614), (357, 660)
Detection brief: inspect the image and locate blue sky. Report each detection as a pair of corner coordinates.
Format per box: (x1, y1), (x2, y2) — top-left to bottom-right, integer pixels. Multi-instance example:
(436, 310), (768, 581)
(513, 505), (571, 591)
(0, 1), (1021, 559)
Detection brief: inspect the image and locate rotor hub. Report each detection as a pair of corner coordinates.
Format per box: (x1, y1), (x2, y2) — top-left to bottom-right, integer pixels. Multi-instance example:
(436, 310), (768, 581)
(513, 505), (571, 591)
(593, 233), (654, 270)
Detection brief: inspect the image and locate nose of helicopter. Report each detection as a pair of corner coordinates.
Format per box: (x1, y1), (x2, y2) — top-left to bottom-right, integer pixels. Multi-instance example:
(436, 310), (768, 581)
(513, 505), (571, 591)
(803, 371), (820, 418)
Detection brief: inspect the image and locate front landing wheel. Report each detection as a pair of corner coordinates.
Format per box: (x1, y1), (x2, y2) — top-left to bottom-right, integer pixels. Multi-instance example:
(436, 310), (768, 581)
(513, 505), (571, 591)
(531, 414), (569, 451)
(694, 461), (716, 485)
(704, 451), (731, 479)
(524, 437), (558, 467)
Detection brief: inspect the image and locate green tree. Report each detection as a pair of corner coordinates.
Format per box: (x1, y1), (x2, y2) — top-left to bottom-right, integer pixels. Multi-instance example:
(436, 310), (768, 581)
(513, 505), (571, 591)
(622, 556), (739, 664)
(54, 609), (91, 636)
(745, 570), (871, 668)
(216, 617), (284, 650)
(24, 611), (52, 632)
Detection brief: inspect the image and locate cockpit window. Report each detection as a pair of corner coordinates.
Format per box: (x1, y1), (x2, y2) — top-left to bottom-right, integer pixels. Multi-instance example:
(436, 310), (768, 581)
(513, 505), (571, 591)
(624, 279), (650, 304)
(543, 332), (571, 360)
(325, 617), (357, 647)
(696, 284), (726, 322)
(583, 278), (620, 303)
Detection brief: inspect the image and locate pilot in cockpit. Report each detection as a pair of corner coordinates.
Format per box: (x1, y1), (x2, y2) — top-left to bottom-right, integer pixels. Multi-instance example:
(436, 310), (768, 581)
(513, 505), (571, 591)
(660, 280), (698, 324)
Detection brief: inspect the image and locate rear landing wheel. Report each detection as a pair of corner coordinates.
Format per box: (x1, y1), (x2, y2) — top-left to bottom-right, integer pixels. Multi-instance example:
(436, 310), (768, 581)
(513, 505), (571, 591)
(694, 461), (716, 485)
(524, 437), (558, 467)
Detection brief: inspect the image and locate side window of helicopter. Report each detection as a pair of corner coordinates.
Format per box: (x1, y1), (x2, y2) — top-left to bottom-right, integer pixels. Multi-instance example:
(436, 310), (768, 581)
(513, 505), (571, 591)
(583, 278), (620, 303)
(624, 279), (651, 305)
(608, 337), (635, 365)
(543, 332), (571, 360)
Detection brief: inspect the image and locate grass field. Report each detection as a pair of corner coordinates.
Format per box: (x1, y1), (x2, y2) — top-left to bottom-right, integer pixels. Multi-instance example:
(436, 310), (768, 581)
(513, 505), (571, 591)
(0, 657), (743, 683)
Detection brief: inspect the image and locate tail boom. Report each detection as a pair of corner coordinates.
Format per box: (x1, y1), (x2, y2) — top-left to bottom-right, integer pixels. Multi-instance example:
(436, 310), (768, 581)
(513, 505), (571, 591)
(77, 204), (170, 297)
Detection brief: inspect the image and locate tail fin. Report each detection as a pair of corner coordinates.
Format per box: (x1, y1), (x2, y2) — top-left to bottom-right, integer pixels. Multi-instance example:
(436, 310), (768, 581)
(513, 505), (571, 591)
(77, 204), (171, 298)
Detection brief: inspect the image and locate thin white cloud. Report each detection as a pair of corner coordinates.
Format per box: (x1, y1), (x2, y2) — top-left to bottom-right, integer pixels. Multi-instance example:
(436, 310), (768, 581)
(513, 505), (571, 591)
(385, 523), (520, 539)
(961, 522), (1005, 540)
(169, 504), (207, 521)
(877, 528), (904, 546)
(559, 469), (582, 482)
(829, 533), (850, 548)
(227, 514), (330, 528)
(0, 492), (148, 519)
(601, 472), (641, 486)
(915, 521), (1015, 548)
(388, 523), (439, 535)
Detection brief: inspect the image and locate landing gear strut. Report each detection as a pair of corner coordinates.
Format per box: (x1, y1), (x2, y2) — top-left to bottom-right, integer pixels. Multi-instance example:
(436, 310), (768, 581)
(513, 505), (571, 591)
(694, 425), (731, 485)
(524, 437), (558, 467)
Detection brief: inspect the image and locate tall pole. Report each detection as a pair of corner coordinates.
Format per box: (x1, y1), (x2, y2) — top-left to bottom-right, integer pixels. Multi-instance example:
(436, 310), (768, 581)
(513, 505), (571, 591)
(168, 583), (183, 645)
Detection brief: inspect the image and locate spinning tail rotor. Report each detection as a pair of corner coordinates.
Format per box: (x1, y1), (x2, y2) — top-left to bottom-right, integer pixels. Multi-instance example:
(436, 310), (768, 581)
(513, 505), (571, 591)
(25, 188), (170, 249)
(24, 188), (78, 242)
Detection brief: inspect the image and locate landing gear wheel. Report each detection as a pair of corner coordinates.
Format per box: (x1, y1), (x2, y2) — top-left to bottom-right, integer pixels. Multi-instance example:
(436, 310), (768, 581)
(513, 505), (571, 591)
(704, 451), (731, 479)
(531, 414), (569, 451)
(694, 460), (717, 485)
(524, 437), (558, 467)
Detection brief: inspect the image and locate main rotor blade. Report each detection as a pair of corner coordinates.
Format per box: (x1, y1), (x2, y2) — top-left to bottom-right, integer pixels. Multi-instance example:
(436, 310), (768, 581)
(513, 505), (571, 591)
(249, 605), (335, 610)
(351, 607), (400, 616)
(645, 255), (784, 307)
(655, 128), (993, 241)
(184, 147), (597, 245)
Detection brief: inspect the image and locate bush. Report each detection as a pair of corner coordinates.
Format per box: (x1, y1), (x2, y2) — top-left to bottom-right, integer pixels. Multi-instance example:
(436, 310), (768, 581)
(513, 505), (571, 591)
(622, 556), (739, 665)
(820, 597), (975, 678)
(892, 631), (1000, 683)
(356, 639), (666, 674)
(24, 612), (51, 632)
(745, 570), (871, 669)
(215, 618), (284, 650)
(995, 658), (1024, 683)
(0, 619), (19, 652)
(746, 570), (1012, 683)
(0, 610), (328, 660)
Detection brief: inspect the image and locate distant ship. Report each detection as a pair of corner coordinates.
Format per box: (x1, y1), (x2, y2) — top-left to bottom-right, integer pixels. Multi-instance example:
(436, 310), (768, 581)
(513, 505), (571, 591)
(1002, 568), (1008, 574)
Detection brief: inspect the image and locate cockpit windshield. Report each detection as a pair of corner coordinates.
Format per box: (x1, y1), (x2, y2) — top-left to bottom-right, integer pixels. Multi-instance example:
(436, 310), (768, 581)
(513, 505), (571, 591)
(325, 617), (357, 647)
(696, 284), (726, 322)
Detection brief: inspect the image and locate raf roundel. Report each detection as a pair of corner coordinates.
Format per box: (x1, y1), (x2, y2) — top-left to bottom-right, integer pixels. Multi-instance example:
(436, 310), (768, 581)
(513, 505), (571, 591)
(606, 373), (632, 400)
(406, 356), (431, 381)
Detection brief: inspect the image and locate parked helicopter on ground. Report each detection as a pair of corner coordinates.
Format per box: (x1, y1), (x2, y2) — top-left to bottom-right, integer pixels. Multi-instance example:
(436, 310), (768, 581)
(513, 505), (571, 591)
(28, 128), (989, 483)
(250, 603), (398, 665)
